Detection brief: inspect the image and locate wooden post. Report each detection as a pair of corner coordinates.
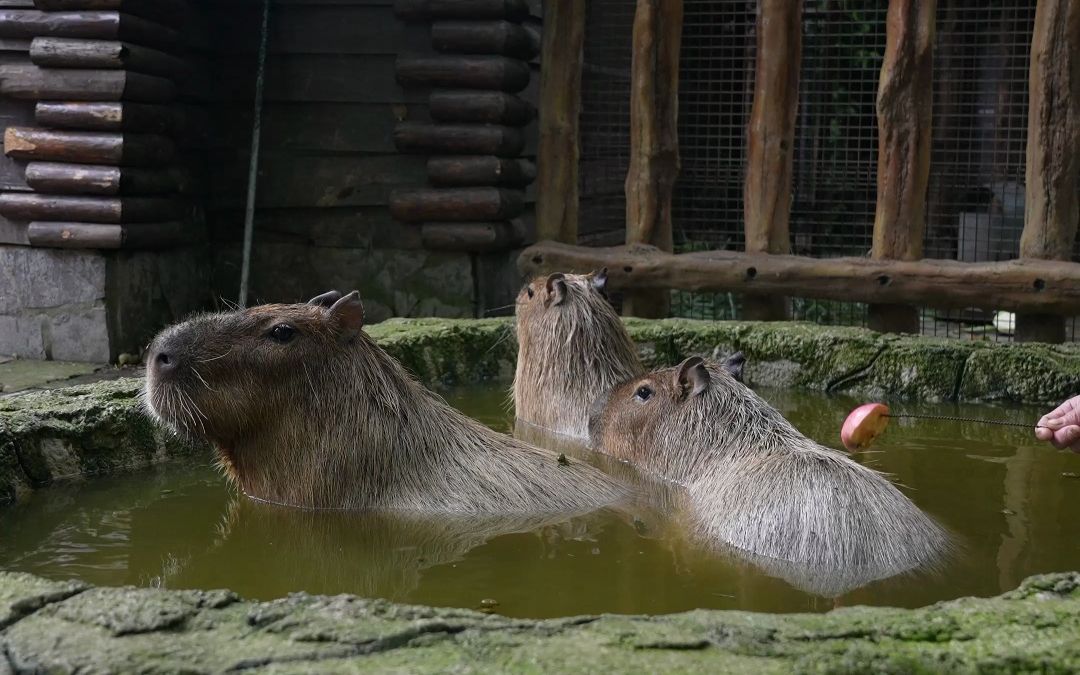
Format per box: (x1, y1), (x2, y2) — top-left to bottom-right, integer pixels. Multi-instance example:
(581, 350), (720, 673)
(1016, 0), (1080, 343)
(869, 0), (936, 335)
(623, 0), (681, 318)
(534, 0), (583, 244)
(743, 0), (802, 321)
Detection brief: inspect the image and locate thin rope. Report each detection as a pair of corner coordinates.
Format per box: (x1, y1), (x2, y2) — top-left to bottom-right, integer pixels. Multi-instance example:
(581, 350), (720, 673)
(885, 413), (1047, 429)
(238, 0), (271, 309)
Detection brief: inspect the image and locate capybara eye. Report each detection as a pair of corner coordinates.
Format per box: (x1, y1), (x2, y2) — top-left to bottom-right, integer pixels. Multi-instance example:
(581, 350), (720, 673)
(527, 288), (535, 299)
(634, 386), (653, 402)
(269, 324), (296, 343)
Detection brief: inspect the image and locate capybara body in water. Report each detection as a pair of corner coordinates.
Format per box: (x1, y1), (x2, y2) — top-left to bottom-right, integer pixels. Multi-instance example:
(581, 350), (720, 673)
(514, 270), (643, 439)
(144, 290), (627, 513)
(589, 357), (951, 572)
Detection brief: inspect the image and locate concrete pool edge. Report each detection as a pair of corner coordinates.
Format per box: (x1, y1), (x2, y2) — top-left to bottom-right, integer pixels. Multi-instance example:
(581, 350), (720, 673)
(4, 316), (1080, 505)
(1, 570), (1077, 672)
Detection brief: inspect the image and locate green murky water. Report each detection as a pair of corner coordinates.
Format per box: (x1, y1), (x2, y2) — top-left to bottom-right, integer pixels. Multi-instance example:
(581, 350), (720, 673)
(2, 385), (1079, 618)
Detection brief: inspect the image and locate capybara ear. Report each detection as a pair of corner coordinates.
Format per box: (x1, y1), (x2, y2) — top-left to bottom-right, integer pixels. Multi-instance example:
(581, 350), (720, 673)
(328, 291), (365, 341)
(591, 268), (608, 293)
(721, 351), (746, 384)
(546, 273), (568, 306)
(676, 356), (710, 399)
(307, 290), (343, 308)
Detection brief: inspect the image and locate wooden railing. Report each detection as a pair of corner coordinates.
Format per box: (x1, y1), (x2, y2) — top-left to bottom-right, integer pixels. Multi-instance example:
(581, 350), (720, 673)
(528, 0), (1080, 343)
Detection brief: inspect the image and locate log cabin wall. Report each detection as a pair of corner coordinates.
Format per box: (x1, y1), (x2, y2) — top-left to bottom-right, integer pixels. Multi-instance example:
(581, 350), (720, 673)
(0, 0), (210, 362)
(206, 0), (541, 323)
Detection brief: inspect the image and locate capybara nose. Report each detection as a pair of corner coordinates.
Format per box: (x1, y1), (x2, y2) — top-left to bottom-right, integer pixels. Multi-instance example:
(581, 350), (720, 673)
(150, 348), (179, 378)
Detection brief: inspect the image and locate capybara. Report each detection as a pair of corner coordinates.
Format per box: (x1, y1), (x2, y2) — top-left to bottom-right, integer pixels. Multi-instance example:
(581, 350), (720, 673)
(514, 268), (746, 439)
(589, 356), (951, 572)
(144, 290), (627, 513)
(514, 270), (643, 439)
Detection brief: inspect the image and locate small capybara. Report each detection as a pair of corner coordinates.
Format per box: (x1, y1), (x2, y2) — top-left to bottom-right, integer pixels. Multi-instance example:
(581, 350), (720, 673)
(144, 290), (627, 513)
(589, 356), (951, 572)
(514, 270), (643, 439)
(514, 268), (746, 439)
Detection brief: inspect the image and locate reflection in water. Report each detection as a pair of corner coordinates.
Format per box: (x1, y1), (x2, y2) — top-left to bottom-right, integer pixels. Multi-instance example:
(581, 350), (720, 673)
(1, 384), (1078, 618)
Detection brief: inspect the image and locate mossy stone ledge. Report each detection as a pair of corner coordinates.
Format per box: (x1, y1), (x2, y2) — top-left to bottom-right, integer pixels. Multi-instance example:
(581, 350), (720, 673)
(1, 571), (1078, 673)
(3, 317), (1080, 505)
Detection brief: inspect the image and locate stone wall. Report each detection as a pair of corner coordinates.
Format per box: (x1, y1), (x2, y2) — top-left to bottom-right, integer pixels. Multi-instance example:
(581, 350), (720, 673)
(0, 247), (210, 364)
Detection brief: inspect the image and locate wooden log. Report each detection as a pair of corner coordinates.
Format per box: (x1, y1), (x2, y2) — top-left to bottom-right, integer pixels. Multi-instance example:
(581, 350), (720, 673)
(1017, 0), (1080, 342)
(623, 0), (681, 318)
(389, 187), (524, 222)
(743, 0), (801, 321)
(395, 56), (530, 93)
(32, 0), (188, 27)
(420, 220), (524, 252)
(393, 122), (524, 157)
(30, 38), (188, 79)
(535, 0), (583, 245)
(431, 21), (538, 59)
(427, 156), (535, 187)
(429, 90), (532, 125)
(0, 11), (180, 46)
(27, 220), (190, 249)
(869, 0), (936, 334)
(25, 161), (187, 195)
(0, 65), (176, 102)
(0, 192), (180, 222)
(394, 0), (529, 22)
(5, 127), (174, 165)
(35, 101), (185, 133)
(518, 241), (1080, 314)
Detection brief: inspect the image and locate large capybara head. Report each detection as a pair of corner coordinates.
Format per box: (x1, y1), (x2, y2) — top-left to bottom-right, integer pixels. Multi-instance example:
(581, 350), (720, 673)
(588, 355), (750, 468)
(144, 290), (365, 450)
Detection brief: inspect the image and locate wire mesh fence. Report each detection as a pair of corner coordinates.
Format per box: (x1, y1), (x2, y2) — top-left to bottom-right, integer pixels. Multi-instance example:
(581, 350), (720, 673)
(577, 0), (1073, 342)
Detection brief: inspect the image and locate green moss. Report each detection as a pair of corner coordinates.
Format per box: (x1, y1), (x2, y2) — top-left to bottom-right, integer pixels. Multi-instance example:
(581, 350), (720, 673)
(959, 343), (1080, 402)
(853, 338), (981, 402)
(1, 571), (1078, 673)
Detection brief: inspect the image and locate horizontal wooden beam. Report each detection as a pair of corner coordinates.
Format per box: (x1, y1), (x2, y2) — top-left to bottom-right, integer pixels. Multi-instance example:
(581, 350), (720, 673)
(429, 90), (533, 125)
(389, 187), (524, 222)
(394, 0), (529, 22)
(32, 0), (188, 27)
(431, 21), (538, 59)
(393, 122), (524, 156)
(0, 192), (181, 222)
(5, 126), (174, 165)
(427, 156), (535, 187)
(518, 241), (1080, 314)
(420, 220), (524, 252)
(30, 38), (188, 79)
(0, 64), (175, 101)
(25, 161), (188, 195)
(35, 101), (188, 134)
(395, 56), (530, 92)
(0, 10), (179, 46)
(26, 220), (190, 249)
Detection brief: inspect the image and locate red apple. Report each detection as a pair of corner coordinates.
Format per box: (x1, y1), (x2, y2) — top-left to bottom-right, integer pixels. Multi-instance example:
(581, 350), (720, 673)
(841, 403), (891, 451)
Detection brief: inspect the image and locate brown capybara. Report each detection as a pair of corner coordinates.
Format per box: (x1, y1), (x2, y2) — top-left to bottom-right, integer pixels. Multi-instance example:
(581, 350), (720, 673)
(144, 290), (627, 513)
(589, 356), (951, 573)
(514, 270), (643, 439)
(513, 268), (746, 439)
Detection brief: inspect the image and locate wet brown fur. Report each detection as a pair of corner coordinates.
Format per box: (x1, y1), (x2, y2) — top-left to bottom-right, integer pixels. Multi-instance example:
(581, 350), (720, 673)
(514, 271), (643, 438)
(143, 292), (627, 514)
(590, 358), (952, 573)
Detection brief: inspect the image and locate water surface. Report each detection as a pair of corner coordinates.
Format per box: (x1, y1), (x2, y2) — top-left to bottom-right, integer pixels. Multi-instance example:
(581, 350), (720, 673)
(2, 384), (1078, 618)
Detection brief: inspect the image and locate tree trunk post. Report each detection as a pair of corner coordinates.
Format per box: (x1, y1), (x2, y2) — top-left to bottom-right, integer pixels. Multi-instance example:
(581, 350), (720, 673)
(743, 0), (802, 321)
(534, 0), (584, 245)
(1016, 0), (1080, 343)
(623, 0), (682, 318)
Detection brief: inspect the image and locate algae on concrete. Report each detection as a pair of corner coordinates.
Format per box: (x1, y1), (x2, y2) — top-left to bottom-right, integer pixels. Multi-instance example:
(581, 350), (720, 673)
(1, 571), (1078, 673)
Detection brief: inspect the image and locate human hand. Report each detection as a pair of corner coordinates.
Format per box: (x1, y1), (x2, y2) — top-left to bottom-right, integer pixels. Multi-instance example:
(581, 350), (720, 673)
(1035, 395), (1080, 452)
